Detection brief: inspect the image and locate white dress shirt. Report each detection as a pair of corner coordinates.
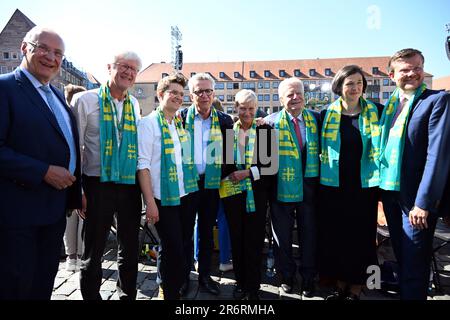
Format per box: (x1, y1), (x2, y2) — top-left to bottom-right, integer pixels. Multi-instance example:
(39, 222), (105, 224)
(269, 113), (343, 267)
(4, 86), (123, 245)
(137, 111), (186, 200)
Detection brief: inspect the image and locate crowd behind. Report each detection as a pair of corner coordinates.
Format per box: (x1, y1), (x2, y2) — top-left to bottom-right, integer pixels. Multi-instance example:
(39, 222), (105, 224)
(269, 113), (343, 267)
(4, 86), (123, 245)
(1, 26), (450, 301)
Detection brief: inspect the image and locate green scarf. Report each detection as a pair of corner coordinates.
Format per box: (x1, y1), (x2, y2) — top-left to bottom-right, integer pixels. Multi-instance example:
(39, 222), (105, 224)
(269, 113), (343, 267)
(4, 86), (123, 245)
(185, 105), (222, 189)
(98, 83), (137, 184)
(379, 83), (427, 191)
(156, 107), (199, 206)
(320, 97), (381, 188)
(234, 120), (256, 213)
(275, 109), (319, 202)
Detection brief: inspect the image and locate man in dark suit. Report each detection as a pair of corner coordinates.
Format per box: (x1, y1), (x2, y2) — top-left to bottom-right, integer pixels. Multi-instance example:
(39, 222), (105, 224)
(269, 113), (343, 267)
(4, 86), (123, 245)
(264, 77), (321, 298)
(179, 73), (233, 296)
(380, 48), (450, 300)
(0, 26), (81, 299)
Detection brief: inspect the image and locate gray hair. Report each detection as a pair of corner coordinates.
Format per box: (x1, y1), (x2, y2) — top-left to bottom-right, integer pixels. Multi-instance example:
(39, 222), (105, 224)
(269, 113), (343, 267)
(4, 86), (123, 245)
(111, 51), (142, 71)
(234, 89), (257, 107)
(23, 26), (65, 51)
(188, 72), (216, 93)
(278, 77), (304, 97)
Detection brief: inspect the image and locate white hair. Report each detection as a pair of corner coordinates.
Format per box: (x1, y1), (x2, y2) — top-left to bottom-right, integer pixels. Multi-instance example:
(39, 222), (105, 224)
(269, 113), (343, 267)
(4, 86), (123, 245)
(188, 72), (216, 93)
(278, 77), (304, 97)
(23, 26), (65, 50)
(234, 89), (257, 107)
(111, 51), (142, 71)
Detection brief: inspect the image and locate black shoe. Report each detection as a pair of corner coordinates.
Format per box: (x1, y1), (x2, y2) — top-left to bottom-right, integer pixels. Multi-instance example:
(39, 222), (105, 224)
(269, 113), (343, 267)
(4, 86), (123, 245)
(180, 280), (190, 296)
(199, 276), (220, 295)
(301, 278), (315, 298)
(280, 277), (294, 294)
(233, 284), (246, 300)
(325, 288), (346, 301)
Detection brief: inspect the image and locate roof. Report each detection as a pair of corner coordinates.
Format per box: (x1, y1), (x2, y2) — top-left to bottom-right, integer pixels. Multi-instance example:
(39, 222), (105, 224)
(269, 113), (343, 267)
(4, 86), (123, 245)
(433, 75), (450, 91)
(136, 56), (431, 84)
(0, 9), (35, 35)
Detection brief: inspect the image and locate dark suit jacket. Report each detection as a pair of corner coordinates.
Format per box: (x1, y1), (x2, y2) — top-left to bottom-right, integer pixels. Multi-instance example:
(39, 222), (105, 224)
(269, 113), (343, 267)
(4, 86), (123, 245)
(0, 68), (82, 227)
(400, 89), (450, 216)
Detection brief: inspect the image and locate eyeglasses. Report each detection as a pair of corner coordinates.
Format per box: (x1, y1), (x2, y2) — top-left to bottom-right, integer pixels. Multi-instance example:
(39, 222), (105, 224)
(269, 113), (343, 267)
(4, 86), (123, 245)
(165, 89), (184, 97)
(193, 89), (214, 97)
(113, 62), (139, 74)
(27, 41), (65, 60)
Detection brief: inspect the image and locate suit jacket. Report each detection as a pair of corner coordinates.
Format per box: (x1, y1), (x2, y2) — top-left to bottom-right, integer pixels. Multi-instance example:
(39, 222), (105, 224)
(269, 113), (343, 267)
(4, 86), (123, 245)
(400, 89), (450, 216)
(0, 68), (82, 227)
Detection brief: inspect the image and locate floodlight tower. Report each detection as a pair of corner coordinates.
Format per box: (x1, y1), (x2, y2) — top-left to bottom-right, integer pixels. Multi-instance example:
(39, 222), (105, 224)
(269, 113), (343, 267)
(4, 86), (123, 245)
(171, 26), (183, 71)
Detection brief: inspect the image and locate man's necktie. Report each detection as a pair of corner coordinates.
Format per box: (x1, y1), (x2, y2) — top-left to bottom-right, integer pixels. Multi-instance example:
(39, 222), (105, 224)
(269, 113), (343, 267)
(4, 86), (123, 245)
(391, 95), (409, 128)
(40, 85), (76, 174)
(292, 117), (303, 149)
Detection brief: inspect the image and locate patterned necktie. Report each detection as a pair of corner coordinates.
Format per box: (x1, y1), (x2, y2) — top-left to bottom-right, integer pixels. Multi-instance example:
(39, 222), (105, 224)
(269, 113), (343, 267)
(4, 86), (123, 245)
(391, 95), (409, 128)
(40, 85), (76, 174)
(292, 117), (303, 149)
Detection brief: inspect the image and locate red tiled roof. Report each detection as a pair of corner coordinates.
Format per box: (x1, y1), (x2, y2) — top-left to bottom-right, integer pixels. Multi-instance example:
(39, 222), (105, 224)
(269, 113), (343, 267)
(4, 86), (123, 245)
(136, 56), (431, 83)
(433, 76), (450, 91)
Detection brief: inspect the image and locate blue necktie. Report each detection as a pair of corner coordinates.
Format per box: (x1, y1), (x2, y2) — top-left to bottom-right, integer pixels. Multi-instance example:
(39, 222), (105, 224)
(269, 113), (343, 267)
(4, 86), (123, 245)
(40, 85), (76, 175)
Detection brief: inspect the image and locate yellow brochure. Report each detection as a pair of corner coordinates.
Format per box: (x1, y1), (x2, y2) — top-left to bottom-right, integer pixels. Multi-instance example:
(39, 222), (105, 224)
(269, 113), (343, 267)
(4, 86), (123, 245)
(219, 178), (242, 199)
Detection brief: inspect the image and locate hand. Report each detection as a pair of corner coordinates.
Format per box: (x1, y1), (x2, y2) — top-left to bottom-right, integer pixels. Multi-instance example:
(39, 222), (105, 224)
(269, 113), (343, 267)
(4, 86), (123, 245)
(255, 117), (266, 126)
(145, 200), (159, 224)
(43, 165), (76, 190)
(409, 206), (429, 230)
(77, 193), (87, 219)
(228, 170), (250, 183)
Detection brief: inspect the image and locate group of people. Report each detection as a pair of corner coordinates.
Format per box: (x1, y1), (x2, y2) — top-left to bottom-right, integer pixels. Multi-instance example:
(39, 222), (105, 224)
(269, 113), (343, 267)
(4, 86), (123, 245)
(0, 26), (449, 301)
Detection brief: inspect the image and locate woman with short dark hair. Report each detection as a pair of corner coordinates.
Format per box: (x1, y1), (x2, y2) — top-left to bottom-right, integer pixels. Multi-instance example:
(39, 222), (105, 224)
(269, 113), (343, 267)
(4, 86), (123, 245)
(318, 65), (383, 300)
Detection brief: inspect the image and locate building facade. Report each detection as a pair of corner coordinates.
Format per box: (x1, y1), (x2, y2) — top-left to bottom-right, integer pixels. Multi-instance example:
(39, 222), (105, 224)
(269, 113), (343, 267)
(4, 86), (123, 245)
(133, 58), (433, 116)
(0, 9), (99, 91)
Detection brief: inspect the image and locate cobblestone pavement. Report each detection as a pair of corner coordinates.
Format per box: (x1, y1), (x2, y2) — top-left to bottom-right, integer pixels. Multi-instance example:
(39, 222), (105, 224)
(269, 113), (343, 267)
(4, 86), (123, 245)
(52, 233), (450, 301)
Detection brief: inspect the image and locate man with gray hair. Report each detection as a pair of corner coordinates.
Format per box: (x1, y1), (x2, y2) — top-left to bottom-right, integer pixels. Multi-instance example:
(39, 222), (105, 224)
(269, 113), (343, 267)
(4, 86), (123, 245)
(71, 51), (142, 300)
(264, 77), (320, 298)
(179, 73), (233, 296)
(0, 26), (81, 299)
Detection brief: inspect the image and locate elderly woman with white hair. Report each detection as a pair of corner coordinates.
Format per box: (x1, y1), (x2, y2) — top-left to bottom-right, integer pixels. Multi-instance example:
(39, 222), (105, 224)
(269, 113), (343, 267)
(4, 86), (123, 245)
(221, 89), (275, 300)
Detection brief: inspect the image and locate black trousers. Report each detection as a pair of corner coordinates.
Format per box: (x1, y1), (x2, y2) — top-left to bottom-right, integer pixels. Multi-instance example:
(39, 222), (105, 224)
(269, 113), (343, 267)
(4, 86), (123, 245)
(222, 189), (268, 293)
(0, 217), (66, 300)
(154, 194), (197, 300)
(193, 175), (220, 278)
(80, 175), (141, 300)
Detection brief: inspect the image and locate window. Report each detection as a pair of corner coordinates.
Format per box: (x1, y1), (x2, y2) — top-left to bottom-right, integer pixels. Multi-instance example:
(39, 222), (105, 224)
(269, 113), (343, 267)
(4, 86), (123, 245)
(215, 82), (225, 90)
(264, 70), (271, 77)
(258, 94), (263, 102)
(373, 79), (380, 86)
(382, 92), (390, 99)
(218, 95), (224, 101)
(3, 52), (10, 60)
(136, 87), (144, 97)
(227, 95), (233, 102)
(279, 70), (286, 77)
(294, 69), (301, 77)
(264, 94), (270, 101)
(227, 82), (233, 89)
(250, 70), (256, 78)
(372, 92), (380, 99)
(272, 106), (280, 113)
(309, 69), (316, 77)
(154, 84), (158, 90)
(272, 81), (279, 89)
(234, 71), (240, 78)
(227, 107), (234, 114)
(273, 94), (279, 101)
(372, 67), (379, 75)
(183, 96), (191, 102)
(325, 68), (332, 76)
(11, 52), (19, 60)
(264, 82), (270, 89)
(248, 82), (255, 89)
(233, 82), (239, 89)
(219, 72), (225, 78)
(191, 72), (196, 77)
(1, 66), (8, 74)
(258, 82), (264, 89)
(383, 78), (390, 86)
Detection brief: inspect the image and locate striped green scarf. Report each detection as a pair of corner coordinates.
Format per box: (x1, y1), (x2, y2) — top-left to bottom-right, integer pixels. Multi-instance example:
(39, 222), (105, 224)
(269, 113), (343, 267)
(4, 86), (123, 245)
(98, 83), (137, 184)
(234, 120), (256, 213)
(185, 105), (222, 189)
(157, 107), (199, 206)
(379, 83), (427, 191)
(320, 97), (381, 187)
(274, 109), (319, 202)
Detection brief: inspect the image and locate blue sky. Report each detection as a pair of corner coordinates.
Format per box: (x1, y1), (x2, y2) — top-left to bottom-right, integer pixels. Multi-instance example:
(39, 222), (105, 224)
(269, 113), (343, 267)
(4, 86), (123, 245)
(1, 0), (449, 82)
